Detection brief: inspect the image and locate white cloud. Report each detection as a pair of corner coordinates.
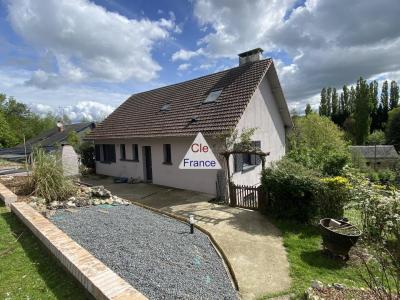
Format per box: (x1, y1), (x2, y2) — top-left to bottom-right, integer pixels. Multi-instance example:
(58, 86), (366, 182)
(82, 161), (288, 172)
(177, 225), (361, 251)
(171, 48), (203, 61)
(30, 101), (114, 122)
(177, 63), (191, 71)
(191, 0), (400, 110)
(0, 68), (129, 119)
(7, 0), (178, 88)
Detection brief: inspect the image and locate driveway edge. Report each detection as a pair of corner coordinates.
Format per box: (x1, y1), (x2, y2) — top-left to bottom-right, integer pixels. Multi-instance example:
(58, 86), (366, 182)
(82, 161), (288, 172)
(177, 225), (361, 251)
(131, 200), (240, 291)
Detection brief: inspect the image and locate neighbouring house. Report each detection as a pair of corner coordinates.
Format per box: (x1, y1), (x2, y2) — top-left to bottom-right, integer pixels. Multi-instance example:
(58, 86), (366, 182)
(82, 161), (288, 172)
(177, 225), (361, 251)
(0, 122), (95, 176)
(86, 48), (292, 196)
(349, 145), (400, 170)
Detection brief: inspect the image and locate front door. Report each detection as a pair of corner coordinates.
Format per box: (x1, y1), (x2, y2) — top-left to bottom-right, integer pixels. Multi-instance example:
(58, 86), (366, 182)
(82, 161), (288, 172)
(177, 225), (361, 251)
(143, 146), (152, 182)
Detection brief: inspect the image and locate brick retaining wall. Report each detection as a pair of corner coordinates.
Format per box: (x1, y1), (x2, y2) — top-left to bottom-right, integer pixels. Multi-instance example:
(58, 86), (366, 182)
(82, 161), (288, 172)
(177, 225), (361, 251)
(10, 202), (147, 300)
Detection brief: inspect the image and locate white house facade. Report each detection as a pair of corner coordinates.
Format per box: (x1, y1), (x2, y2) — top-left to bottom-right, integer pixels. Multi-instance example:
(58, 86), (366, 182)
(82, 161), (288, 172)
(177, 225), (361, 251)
(88, 49), (292, 196)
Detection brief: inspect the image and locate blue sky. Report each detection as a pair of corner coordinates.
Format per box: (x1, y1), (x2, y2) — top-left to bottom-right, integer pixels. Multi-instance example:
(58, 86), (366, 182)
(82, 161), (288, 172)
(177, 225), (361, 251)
(0, 0), (399, 121)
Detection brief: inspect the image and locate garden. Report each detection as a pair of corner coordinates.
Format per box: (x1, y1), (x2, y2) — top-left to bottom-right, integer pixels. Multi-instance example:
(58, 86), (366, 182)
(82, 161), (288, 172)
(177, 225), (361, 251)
(0, 147), (238, 300)
(261, 113), (400, 299)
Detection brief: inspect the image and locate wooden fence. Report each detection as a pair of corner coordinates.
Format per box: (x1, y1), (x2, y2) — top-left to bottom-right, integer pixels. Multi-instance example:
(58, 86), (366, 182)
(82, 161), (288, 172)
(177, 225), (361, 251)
(229, 183), (266, 210)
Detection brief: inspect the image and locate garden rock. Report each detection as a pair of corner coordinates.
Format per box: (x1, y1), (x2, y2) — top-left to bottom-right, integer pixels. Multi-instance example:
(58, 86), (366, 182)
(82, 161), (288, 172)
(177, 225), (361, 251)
(90, 186), (112, 198)
(311, 280), (324, 290)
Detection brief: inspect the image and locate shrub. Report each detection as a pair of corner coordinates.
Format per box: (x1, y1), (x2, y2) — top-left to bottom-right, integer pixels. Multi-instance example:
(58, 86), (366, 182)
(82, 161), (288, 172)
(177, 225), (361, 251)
(288, 114), (350, 175)
(345, 168), (400, 244)
(78, 141), (95, 170)
(367, 168), (397, 185)
(262, 159), (350, 223)
(30, 148), (77, 203)
(319, 176), (351, 219)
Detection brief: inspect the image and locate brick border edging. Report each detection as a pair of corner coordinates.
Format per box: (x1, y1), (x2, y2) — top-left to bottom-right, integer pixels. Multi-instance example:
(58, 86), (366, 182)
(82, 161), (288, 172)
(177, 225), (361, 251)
(0, 182), (17, 208)
(131, 200), (240, 291)
(10, 202), (147, 300)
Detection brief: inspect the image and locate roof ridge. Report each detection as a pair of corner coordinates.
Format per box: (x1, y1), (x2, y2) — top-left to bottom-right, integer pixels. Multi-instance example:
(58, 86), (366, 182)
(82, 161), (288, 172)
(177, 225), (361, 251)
(129, 58), (272, 98)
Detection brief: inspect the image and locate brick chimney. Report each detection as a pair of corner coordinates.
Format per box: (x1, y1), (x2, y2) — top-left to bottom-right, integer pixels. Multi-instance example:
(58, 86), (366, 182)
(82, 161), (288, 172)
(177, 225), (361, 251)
(238, 48), (263, 65)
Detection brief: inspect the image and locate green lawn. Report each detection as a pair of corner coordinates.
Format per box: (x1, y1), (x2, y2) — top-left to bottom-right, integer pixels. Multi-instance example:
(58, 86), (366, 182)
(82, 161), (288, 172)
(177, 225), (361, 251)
(264, 211), (367, 299)
(0, 203), (87, 299)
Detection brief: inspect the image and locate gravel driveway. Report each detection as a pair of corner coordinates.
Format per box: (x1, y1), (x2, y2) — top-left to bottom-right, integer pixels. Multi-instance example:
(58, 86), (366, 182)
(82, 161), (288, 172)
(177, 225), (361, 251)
(50, 205), (238, 300)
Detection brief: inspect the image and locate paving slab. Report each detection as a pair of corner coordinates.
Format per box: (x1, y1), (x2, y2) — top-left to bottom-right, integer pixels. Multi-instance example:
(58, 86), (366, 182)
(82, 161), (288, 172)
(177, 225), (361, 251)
(82, 177), (291, 299)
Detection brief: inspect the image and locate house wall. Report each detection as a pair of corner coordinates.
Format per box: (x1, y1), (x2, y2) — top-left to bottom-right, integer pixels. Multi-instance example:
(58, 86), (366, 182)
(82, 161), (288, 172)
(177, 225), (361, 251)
(231, 76), (286, 186)
(61, 145), (79, 177)
(95, 137), (220, 195)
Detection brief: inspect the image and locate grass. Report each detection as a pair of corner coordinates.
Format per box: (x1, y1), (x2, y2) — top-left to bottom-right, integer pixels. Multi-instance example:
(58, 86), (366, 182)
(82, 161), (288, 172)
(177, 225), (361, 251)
(264, 212), (367, 299)
(0, 203), (86, 299)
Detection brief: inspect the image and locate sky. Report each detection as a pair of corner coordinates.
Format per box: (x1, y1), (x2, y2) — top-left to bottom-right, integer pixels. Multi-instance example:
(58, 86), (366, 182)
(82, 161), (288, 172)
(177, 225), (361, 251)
(1, 0), (400, 122)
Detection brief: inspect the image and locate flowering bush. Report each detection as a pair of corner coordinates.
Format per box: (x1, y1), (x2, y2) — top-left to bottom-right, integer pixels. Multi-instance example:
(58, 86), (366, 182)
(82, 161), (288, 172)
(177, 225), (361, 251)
(345, 167), (400, 244)
(319, 176), (351, 218)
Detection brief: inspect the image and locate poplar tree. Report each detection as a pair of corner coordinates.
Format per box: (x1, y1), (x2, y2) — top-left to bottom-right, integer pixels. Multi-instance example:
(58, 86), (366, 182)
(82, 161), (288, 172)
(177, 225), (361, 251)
(327, 87), (332, 117)
(390, 80), (399, 109)
(305, 103), (313, 115)
(331, 88), (339, 116)
(354, 77), (372, 144)
(370, 80), (379, 132)
(349, 86), (356, 113)
(342, 85), (350, 114)
(319, 88), (328, 116)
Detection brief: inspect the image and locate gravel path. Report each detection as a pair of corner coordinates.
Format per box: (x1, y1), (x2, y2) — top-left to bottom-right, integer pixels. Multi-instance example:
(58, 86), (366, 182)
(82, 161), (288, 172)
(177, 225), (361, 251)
(50, 205), (238, 300)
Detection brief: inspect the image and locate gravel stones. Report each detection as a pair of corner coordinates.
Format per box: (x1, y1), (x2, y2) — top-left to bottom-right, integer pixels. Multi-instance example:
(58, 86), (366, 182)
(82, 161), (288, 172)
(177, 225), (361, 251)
(50, 205), (238, 300)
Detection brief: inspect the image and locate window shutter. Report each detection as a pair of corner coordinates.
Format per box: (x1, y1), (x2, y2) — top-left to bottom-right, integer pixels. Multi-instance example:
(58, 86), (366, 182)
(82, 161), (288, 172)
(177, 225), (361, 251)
(95, 145), (100, 161)
(234, 154), (243, 172)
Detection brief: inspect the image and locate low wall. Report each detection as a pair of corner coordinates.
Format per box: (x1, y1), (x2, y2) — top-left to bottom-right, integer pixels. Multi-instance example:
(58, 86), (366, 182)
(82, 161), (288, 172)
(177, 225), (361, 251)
(0, 182), (17, 208)
(10, 202), (147, 300)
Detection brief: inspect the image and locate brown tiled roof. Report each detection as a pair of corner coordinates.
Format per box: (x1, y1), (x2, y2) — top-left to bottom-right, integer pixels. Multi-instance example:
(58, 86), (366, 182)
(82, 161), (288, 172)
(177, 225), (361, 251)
(88, 59), (273, 139)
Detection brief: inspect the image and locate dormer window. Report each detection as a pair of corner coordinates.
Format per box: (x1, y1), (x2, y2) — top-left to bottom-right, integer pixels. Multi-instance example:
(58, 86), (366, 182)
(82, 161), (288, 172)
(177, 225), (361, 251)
(160, 103), (170, 112)
(203, 89), (222, 104)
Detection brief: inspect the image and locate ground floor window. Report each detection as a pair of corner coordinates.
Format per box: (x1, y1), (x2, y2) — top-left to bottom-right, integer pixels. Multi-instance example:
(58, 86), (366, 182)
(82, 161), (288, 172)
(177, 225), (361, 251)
(120, 144), (126, 160)
(234, 141), (261, 172)
(132, 144), (139, 161)
(163, 144), (172, 164)
(101, 144), (116, 163)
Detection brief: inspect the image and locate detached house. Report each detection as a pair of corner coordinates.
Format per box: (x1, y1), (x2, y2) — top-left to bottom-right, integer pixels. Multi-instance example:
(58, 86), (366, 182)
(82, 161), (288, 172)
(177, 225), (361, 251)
(87, 49), (292, 196)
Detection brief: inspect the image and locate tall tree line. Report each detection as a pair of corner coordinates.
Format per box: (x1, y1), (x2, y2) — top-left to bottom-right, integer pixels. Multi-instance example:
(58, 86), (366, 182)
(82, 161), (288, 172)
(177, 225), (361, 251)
(317, 79), (399, 144)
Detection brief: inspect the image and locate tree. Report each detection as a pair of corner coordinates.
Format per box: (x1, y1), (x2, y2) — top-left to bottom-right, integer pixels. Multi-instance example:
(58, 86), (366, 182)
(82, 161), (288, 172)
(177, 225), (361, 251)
(366, 130), (386, 145)
(305, 103), (313, 115)
(327, 87), (332, 116)
(331, 88), (339, 117)
(343, 85), (350, 114)
(67, 130), (80, 151)
(354, 77), (372, 145)
(319, 88), (328, 116)
(370, 80), (380, 132)
(386, 107), (400, 151)
(381, 80), (389, 113)
(349, 86), (356, 113)
(390, 80), (399, 110)
(288, 114), (349, 175)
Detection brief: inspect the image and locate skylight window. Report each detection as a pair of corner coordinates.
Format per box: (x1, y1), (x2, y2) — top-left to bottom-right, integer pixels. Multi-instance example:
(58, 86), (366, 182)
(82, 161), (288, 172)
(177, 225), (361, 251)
(203, 89), (222, 104)
(160, 103), (170, 112)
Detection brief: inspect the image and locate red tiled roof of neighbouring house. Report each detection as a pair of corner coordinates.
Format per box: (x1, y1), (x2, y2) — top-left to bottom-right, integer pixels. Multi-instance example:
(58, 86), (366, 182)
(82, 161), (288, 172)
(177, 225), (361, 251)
(87, 58), (287, 139)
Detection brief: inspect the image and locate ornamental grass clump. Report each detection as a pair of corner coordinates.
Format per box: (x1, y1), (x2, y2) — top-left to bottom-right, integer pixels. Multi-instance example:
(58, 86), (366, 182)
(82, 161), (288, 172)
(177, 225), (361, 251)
(30, 148), (77, 203)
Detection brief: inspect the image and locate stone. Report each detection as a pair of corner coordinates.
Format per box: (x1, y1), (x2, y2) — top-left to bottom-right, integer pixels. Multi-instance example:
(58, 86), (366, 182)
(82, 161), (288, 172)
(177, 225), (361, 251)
(49, 201), (59, 209)
(90, 186), (112, 198)
(333, 283), (345, 290)
(311, 280), (324, 290)
(93, 199), (101, 206)
(66, 201), (76, 208)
